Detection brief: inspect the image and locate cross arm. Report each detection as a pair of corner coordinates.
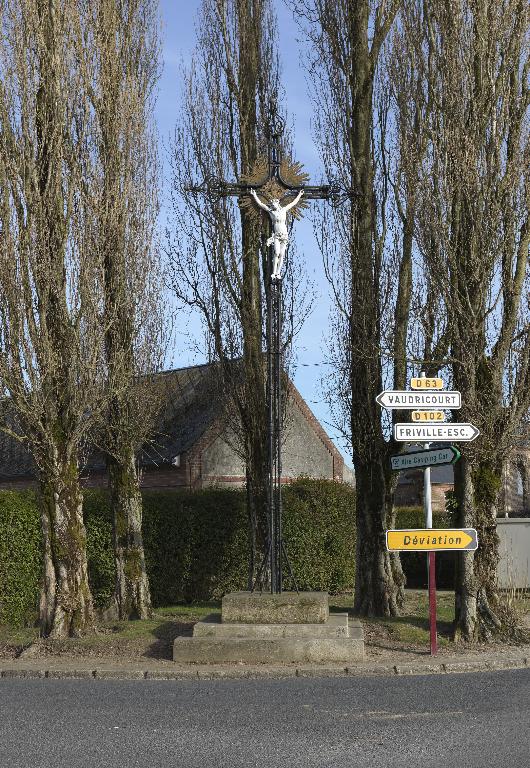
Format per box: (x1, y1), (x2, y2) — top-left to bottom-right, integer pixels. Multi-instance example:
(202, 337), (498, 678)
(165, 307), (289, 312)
(185, 176), (345, 202)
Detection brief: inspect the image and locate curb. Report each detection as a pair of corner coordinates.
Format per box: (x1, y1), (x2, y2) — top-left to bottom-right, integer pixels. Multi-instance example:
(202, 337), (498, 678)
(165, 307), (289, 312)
(0, 656), (528, 681)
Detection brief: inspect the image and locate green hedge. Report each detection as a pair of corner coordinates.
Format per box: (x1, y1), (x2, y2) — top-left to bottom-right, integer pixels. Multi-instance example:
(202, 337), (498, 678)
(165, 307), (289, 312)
(0, 479), (356, 625)
(282, 478), (355, 593)
(0, 491), (41, 627)
(0, 485), (456, 627)
(141, 488), (250, 604)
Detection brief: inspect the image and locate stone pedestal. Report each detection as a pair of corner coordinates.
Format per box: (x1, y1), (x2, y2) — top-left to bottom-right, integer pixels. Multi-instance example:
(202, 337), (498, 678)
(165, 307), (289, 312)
(173, 591), (364, 665)
(222, 591), (329, 624)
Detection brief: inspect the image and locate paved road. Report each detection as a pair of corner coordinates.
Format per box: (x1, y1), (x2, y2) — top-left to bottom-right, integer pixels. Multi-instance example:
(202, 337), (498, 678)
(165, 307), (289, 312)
(1, 669), (529, 767)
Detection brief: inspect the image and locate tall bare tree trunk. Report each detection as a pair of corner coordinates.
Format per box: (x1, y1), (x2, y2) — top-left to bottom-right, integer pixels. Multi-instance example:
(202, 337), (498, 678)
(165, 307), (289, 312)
(88, 0), (162, 619)
(39, 458), (93, 637)
(299, 0), (405, 615)
(170, 0), (286, 582)
(108, 450), (151, 619)
(237, 0), (270, 566)
(354, 459), (403, 615)
(408, 0), (530, 640)
(0, 1), (111, 637)
(34, 0), (94, 635)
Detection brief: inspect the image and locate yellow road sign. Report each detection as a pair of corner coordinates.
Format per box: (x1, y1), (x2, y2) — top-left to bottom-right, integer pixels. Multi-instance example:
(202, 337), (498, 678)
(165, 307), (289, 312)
(386, 528), (478, 552)
(411, 410), (445, 422)
(410, 377), (444, 390)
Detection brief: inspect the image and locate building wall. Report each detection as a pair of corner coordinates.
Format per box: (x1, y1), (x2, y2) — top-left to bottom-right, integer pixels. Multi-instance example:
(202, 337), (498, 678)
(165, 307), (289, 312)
(394, 479), (451, 512)
(497, 518), (530, 588)
(503, 450), (530, 517)
(0, 476), (37, 490)
(282, 400), (337, 479)
(199, 394), (342, 487)
(201, 430), (244, 485)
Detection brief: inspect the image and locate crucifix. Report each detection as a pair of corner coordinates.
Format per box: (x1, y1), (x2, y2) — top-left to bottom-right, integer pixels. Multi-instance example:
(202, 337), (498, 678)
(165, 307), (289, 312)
(189, 106), (338, 593)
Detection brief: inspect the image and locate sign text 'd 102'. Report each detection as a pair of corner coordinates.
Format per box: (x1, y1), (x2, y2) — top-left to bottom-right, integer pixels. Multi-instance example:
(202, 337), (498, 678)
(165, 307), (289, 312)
(411, 410), (445, 422)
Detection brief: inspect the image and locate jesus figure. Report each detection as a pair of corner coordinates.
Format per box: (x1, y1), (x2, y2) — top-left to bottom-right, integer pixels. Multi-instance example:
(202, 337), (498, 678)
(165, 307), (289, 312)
(250, 187), (304, 280)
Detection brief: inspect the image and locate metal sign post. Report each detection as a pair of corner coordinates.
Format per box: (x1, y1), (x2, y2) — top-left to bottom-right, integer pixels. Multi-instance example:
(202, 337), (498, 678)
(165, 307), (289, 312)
(377, 370), (480, 657)
(418, 372), (437, 655)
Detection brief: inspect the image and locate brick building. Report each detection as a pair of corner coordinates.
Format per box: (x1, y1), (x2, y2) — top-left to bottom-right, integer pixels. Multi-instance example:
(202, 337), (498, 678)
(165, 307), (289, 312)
(394, 461), (454, 512)
(0, 363), (345, 490)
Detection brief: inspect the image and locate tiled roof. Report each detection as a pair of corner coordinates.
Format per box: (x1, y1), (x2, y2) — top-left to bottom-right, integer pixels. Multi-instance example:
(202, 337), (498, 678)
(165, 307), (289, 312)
(139, 363), (223, 465)
(0, 362), (233, 478)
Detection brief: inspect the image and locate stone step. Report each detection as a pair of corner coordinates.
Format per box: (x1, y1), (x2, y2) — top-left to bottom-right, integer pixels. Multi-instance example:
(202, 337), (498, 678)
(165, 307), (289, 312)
(193, 613), (351, 639)
(173, 635), (364, 665)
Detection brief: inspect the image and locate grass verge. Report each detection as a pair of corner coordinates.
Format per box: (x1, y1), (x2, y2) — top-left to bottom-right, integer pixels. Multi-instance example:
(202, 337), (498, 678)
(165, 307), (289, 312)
(1, 591), (528, 661)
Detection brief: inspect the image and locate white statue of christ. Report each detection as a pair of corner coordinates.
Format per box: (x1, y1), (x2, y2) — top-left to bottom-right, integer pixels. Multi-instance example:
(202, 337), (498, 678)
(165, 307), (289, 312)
(250, 187), (304, 280)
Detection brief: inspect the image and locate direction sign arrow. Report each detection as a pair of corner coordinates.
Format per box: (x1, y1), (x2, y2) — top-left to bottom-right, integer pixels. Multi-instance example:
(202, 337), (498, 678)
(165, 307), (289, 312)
(386, 528), (478, 552)
(393, 423), (480, 442)
(390, 446), (461, 471)
(375, 390), (461, 409)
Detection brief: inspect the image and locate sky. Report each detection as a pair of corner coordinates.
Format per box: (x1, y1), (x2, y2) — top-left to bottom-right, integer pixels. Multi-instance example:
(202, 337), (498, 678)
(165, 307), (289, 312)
(156, 1), (350, 464)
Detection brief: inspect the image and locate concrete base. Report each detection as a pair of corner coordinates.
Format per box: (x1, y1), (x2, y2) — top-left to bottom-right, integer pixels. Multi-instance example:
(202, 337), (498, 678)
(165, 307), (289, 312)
(193, 612), (350, 639)
(222, 591), (329, 624)
(173, 634), (364, 664)
(173, 591), (364, 665)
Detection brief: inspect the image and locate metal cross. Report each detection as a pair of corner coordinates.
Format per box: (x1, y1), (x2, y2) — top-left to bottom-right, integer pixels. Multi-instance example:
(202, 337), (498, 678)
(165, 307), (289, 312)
(188, 107), (339, 594)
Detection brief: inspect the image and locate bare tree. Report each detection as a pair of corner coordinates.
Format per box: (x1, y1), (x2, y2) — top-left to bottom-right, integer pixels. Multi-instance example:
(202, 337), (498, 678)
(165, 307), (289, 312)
(168, 0), (307, 581)
(409, 0), (529, 640)
(296, 1), (419, 616)
(84, 0), (164, 620)
(0, 0), (107, 636)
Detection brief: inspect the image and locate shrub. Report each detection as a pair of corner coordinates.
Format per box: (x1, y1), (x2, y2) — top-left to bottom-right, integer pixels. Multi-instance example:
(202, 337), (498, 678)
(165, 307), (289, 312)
(0, 491), (41, 626)
(0, 483), (458, 626)
(282, 477), (355, 594)
(141, 488), (249, 604)
(83, 491), (115, 608)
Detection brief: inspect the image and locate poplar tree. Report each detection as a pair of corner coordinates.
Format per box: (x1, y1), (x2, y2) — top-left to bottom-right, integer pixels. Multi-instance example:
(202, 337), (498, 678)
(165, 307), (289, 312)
(168, 0), (296, 581)
(0, 0), (105, 636)
(409, 0), (529, 640)
(296, 0), (411, 616)
(87, 0), (163, 620)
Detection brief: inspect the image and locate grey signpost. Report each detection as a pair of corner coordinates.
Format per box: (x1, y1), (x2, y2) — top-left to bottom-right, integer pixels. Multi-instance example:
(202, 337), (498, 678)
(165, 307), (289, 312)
(377, 371), (479, 655)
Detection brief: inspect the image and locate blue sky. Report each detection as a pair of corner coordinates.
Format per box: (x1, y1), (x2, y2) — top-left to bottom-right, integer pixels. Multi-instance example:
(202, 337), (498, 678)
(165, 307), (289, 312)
(157, 1), (349, 463)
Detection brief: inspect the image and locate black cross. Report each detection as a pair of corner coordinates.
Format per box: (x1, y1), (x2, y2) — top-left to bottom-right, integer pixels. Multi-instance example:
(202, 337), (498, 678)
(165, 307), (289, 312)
(188, 110), (338, 593)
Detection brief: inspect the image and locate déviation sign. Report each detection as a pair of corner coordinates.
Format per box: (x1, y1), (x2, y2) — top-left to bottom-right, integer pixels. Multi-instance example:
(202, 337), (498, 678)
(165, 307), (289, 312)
(386, 528), (478, 552)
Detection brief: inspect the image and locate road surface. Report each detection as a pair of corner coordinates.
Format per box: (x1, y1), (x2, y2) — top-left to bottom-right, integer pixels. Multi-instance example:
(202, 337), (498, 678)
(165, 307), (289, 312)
(1, 669), (528, 767)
